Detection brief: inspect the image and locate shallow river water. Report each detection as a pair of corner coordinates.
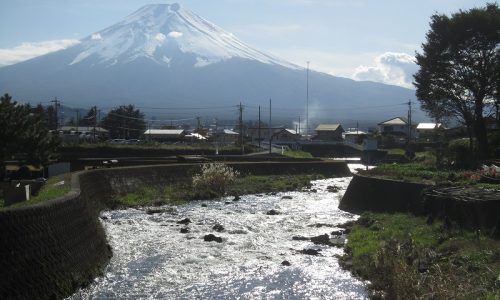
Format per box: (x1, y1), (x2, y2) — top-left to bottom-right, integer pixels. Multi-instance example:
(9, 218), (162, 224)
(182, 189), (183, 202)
(72, 169), (368, 299)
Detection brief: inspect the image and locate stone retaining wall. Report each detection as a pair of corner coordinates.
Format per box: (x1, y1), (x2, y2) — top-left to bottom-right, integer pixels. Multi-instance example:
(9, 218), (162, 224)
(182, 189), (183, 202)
(339, 174), (431, 214)
(340, 174), (499, 235)
(0, 161), (349, 299)
(0, 172), (112, 300)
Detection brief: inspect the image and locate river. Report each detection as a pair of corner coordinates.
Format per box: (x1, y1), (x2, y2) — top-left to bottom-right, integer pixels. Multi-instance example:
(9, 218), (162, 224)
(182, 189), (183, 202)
(71, 166), (368, 299)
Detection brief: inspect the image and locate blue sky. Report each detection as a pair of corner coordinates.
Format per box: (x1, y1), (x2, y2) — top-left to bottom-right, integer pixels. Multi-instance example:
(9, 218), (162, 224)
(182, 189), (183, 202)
(0, 0), (487, 87)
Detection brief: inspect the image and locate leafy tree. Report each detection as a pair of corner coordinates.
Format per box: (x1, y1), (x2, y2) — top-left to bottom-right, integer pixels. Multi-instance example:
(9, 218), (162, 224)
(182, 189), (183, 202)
(101, 105), (146, 139)
(79, 106), (97, 127)
(44, 105), (58, 130)
(414, 3), (500, 158)
(0, 94), (60, 179)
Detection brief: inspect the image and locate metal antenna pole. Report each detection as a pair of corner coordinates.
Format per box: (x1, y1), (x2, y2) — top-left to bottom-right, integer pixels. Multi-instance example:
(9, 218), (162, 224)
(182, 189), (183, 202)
(306, 61), (310, 139)
(258, 105), (261, 148)
(269, 98), (272, 154)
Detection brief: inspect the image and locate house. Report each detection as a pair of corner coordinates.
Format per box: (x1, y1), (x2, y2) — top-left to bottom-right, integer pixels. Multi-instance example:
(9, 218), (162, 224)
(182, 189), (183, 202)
(416, 123), (445, 142)
(378, 117), (410, 136)
(211, 129), (239, 145)
(246, 127), (301, 143)
(343, 129), (378, 150)
(313, 124), (344, 141)
(144, 129), (186, 142)
(59, 126), (109, 143)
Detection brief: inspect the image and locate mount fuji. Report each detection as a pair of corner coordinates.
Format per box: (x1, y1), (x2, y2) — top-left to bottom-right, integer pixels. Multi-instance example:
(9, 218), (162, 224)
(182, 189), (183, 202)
(0, 3), (419, 122)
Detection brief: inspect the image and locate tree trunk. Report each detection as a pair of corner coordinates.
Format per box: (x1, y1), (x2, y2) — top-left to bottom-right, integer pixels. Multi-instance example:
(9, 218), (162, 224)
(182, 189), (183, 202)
(474, 98), (488, 159)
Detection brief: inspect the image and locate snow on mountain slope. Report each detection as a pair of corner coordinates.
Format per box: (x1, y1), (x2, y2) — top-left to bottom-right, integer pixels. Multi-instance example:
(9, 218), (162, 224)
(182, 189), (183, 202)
(70, 3), (298, 69)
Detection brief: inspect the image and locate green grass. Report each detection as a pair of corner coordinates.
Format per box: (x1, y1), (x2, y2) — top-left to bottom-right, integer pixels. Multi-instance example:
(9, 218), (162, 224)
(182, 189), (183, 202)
(382, 148), (406, 155)
(115, 184), (190, 207)
(282, 150), (314, 159)
(2, 173), (72, 209)
(341, 212), (500, 299)
(360, 161), (496, 187)
(113, 174), (318, 208)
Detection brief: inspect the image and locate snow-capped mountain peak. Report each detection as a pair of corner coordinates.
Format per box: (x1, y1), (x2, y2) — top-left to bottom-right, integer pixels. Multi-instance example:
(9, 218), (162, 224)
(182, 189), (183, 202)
(70, 3), (297, 69)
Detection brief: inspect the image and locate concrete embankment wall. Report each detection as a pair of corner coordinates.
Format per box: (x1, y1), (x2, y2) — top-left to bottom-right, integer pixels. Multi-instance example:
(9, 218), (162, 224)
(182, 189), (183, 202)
(339, 174), (430, 214)
(0, 161), (349, 299)
(340, 174), (500, 235)
(0, 172), (112, 300)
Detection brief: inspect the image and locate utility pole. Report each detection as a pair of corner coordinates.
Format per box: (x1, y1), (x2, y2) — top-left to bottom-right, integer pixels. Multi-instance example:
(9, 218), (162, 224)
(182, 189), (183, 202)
(306, 61), (310, 139)
(214, 118), (218, 155)
(51, 97), (60, 131)
(76, 109), (80, 144)
(407, 99), (412, 143)
(269, 98), (272, 154)
(298, 116), (301, 135)
(76, 109), (80, 131)
(239, 102), (244, 154)
(196, 116), (201, 130)
(258, 105), (261, 148)
(93, 106), (97, 142)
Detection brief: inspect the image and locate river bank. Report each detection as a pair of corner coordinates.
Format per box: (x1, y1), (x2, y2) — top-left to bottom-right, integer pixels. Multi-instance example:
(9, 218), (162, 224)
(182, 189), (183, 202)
(339, 212), (500, 299)
(0, 161), (351, 299)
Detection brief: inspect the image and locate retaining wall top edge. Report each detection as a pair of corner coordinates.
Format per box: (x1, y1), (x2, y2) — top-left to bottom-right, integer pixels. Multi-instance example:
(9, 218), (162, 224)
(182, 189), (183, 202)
(353, 173), (434, 188)
(1, 161), (349, 213)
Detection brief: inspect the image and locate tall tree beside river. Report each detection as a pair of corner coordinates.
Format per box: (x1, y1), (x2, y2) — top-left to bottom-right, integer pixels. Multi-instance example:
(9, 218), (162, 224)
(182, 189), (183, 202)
(0, 93), (60, 179)
(101, 105), (146, 139)
(414, 3), (500, 158)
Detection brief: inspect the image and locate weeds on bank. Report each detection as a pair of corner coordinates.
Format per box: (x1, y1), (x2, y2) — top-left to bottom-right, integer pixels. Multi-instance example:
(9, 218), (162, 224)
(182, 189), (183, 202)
(360, 162), (498, 188)
(341, 212), (500, 299)
(3, 174), (72, 209)
(282, 150), (314, 159)
(113, 174), (318, 208)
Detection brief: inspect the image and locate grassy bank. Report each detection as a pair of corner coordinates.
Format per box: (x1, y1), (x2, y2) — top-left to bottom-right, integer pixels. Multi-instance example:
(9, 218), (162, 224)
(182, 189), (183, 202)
(282, 150), (314, 159)
(112, 174), (319, 208)
(360, 162), (500, 190)
(1, 173), (72, 209)
(341, 212), (500, 299)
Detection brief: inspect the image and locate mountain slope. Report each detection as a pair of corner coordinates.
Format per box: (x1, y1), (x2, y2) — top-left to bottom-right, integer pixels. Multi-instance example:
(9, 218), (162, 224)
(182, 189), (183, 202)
(0, 3), (419, 121)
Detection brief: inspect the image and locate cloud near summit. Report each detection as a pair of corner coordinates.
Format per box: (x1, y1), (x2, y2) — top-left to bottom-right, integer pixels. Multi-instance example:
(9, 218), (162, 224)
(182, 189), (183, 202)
(352, 52), (418, 89)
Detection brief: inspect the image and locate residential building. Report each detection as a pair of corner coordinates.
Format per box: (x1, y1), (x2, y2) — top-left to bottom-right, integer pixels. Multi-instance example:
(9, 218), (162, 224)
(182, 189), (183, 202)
(344, 129), (378, 150)
(144, 129), (186, 142)
(313, 124), (344, 141)
(416, 123), (445, 142)
(378, 117), (409, 136)
(59, 126), (109, 143)
(211, 129), (239, 145)
(247, 127), (300, 143)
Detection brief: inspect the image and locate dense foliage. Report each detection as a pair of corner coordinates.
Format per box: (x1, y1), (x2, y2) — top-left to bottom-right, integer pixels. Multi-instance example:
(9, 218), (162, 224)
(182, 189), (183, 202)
(101, 105), (146, 139)
(0, 93), (60, 179)
(79, 106), (98, 127)
(414, 3), (500, 158)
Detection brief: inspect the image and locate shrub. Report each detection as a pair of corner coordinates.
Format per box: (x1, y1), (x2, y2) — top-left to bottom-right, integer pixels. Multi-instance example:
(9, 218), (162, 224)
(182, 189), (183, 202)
(192, 163), (240, 198)
(447, 138), (476, 168)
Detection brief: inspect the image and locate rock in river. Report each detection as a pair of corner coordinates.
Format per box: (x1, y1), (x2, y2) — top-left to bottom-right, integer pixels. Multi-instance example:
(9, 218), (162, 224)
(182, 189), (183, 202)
(266, 209), (280, 215)
(203, 234), (223, 243)
(177, 218), (192, 225)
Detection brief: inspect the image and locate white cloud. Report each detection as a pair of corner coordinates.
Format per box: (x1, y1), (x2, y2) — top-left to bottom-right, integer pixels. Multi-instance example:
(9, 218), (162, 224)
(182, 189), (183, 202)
(268, 47), (376, 77)
(91, 33), (102, 40)
(167, 31), (183, 38)
(352, 52), (418, 89)
(155, 33), (166, 42)
(0, 39), (80, 66)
